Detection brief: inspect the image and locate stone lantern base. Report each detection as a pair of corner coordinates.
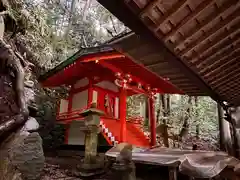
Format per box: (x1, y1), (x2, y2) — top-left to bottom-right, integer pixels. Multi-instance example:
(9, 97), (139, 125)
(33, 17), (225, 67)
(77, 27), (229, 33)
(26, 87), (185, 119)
(78, 155), (105, 178)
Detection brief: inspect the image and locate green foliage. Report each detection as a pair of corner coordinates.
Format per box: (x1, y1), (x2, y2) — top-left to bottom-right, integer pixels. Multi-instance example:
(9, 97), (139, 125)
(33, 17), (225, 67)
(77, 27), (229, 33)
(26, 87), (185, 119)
(127, 94), (219, 144)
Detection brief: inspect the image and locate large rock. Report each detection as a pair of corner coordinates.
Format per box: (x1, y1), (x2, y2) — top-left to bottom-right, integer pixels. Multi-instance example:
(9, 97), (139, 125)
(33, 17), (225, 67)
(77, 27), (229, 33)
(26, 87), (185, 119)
(0, 132), (44, 180)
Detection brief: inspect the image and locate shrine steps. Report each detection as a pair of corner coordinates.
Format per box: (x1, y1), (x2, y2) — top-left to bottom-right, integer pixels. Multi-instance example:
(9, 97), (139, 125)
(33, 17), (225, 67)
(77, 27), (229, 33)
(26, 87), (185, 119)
(100, 118), (150, 147)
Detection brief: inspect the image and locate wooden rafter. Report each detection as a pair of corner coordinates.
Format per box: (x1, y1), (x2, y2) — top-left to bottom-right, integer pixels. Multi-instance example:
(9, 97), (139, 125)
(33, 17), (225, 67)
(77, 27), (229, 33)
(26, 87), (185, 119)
(193, 30), (240, 65)
(209, 69), (240, 89)
(153, 0), (188, 32)
(206, 56), (240, 82)
(175, 0), (238, 48)
(179, 10), (240, 57)
(199, 43), (240, 75)
(200, 48), (240, 75)
(139, 0), (159, 16)
(195, 32), (240, 68)
(163, 0), (214, 42)
(211, 69), (240, 89)
(219, 85), (240, 100)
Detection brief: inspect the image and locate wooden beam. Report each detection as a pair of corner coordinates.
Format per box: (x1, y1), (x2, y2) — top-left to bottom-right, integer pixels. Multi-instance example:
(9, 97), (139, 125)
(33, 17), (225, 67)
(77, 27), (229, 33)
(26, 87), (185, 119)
(192, 25), (240, 65)
(154, 0), (188, 32)
(139, 0), (159, 16)
(145, 61), (170, 68)
(218, 77), (240, 93)
(200, 48), (240, 75)
(97, 0), (227, 108)
(212, 70), (240, 90)
(163, 0), (214, 41)
(198, 37), (240, 72)
(226, 92), (240, 102)
(179, 9), (240, 57)
(175, 0), (239, 48)
(219, 83), (240, 96)
(205, 56), (240, 82)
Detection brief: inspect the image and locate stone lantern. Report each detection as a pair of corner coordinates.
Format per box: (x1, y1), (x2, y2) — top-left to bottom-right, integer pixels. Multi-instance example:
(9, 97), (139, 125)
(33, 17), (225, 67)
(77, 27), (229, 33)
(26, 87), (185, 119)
(79, 103), (105, 177)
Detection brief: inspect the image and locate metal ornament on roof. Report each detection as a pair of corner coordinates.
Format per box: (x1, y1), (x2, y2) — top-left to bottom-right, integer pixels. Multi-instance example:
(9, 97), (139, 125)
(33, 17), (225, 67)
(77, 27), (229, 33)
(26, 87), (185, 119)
(114, 72), (157, 97)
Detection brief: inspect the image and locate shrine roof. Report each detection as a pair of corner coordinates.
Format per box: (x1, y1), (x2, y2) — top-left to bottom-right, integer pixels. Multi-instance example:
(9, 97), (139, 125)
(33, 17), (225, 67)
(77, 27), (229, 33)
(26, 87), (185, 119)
(97, 0), (240, 107)
(39, 46), (183, 94)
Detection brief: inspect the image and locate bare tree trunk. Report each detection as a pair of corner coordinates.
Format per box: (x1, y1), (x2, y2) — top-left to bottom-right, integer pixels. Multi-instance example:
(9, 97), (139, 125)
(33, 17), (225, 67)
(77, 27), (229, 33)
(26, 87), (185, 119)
(179, 96), (192, 141)
(161, 95), (167, 118)
(194, 97), (200, 140)
(161, 95), (169, 147)
(64, 0), (77, 38)
(166, 94), (171, 117)
(156, 94), (162, 124)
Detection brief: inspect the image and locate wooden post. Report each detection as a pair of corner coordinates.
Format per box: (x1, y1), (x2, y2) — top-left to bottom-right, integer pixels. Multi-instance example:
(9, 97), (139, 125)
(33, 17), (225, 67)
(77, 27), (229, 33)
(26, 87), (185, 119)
(218, 104), (233, 155)
(149, 96), (156, 146)
(218, 104), (225, 151)
(64, 124), (70, 144)
(120, 87), (127, 142)
(87, 78), (93, 108)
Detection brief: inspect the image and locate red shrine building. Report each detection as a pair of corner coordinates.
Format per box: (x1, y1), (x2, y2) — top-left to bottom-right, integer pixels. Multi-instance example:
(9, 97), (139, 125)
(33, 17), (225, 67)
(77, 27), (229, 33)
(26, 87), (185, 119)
(40, 46), (183, 147)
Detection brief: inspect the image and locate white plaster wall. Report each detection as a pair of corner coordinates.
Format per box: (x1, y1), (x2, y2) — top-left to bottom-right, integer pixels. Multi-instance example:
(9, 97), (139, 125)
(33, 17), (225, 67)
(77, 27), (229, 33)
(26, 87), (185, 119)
(72, 90), (88, 111)
(115, 97), (119, 119)
(74, 77), (89, 89)
(96, 81), (119, 92)
(92, 90), (98, 103)
(59, 99), (69, 113)
(139, 101), (146, 119)
(68, 121), (85, 145)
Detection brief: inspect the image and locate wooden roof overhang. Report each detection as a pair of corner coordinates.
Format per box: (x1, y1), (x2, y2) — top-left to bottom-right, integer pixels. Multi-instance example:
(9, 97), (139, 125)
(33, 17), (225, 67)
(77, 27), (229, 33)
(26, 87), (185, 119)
(97, 0), (240, 107)
(39, 47), (183, 95)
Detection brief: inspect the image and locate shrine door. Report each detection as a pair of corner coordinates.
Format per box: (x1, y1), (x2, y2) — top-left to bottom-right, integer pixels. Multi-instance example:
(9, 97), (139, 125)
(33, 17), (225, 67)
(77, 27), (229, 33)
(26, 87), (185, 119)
(97, 90), (115, 117)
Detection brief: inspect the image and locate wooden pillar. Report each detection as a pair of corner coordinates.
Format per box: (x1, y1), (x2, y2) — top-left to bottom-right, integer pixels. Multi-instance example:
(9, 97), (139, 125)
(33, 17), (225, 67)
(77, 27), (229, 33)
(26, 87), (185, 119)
(68, 86), (73, 112)
(218, 104), (225, 151)
(149, 96), (156, 146)
(218, 104), (233, 155)
(120, 87), (127, 142)
(88, 79), (93, 108)
(64, 124), (70, 144)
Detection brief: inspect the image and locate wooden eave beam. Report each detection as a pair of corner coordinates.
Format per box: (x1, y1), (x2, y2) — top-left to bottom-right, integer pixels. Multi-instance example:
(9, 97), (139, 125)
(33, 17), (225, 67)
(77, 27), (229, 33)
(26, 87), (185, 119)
(175, 0), (239, 49)
(97, 0), (228, 107)
(179, 9), (240, 57)
(139, 0), (159, 16)
(145, 61), (170, 68)
(200, 48), (240, 75)
(211, 69), (240, 89)
(193, 30), (240, 65)
(153, 0), (188, 32)
(205, 56), (240, 81)
(197, 34), (240, 71)
(163, 0), (214, 42)
(220, 87), (240, 101)
(224, 85), (240, 96)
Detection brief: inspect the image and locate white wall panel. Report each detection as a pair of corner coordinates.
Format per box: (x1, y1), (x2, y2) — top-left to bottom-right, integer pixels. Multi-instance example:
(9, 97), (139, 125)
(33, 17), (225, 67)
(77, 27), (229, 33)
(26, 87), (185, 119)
(72, 90), (88, 111)
(59, 99), (69, 113)
(68, 121), (85, 145)
(96, 81), (119, 92)
(74, 77), (89, 89)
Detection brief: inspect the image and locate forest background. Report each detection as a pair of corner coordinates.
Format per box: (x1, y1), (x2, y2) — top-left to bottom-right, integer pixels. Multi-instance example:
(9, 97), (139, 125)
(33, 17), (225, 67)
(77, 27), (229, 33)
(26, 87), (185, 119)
(5, 0), (219, 150)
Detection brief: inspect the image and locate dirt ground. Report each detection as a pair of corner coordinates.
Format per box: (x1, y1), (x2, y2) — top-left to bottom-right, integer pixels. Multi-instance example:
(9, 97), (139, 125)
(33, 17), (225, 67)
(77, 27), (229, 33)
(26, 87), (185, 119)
(40, 154), (174, 180)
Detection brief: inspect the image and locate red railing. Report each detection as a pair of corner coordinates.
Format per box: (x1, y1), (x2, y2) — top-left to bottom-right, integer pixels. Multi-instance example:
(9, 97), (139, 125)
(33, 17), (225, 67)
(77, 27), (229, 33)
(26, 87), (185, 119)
(57, 106), (145, 126)
(57, 107), (87, 121)
(127, 116), (144, 124)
